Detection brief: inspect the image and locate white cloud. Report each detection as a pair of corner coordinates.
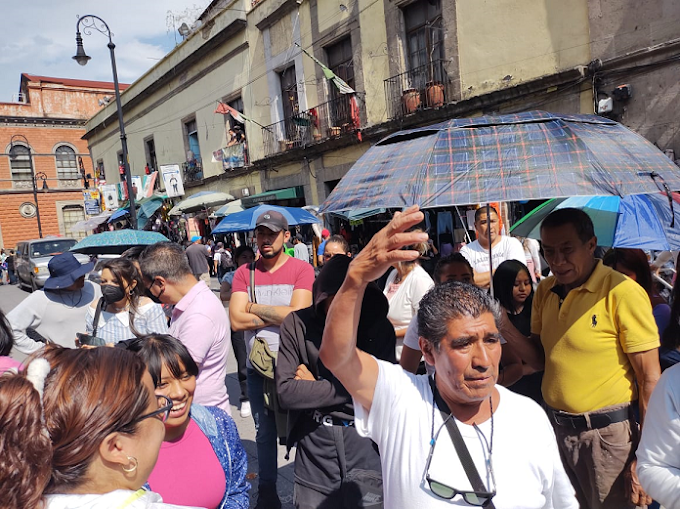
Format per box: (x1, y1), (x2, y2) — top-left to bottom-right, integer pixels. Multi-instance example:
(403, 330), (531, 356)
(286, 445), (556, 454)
(0, 0), (209, 100)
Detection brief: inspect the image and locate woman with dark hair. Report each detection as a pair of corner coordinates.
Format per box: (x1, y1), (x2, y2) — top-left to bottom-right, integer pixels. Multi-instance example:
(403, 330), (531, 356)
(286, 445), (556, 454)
(603, 248), (671, 337)
(125, 334), (250, 509)
(493, 259), (544, 404)
(86, 258), (168, 344)
(0, 346), (192, 508)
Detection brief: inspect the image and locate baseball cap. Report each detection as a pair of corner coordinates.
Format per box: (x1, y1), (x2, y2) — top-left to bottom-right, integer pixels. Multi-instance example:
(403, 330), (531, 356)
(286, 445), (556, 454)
(256, 210), (288, 232)
(322, 229), (330, 237)
(191, 235), (201, 242)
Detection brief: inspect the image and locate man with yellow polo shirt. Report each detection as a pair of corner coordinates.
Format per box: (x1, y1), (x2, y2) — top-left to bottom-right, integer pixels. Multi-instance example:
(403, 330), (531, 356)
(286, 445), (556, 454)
(510, 208), (660, 509)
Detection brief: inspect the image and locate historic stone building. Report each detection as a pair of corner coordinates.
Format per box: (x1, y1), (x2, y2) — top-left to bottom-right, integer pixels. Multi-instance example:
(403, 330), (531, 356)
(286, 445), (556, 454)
(0, 74), (128, 248)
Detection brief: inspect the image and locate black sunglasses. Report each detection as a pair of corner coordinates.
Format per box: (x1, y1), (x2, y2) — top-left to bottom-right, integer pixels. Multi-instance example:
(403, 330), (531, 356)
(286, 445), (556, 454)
(129, 395), (173, 425)
(424, 414), (496, 506)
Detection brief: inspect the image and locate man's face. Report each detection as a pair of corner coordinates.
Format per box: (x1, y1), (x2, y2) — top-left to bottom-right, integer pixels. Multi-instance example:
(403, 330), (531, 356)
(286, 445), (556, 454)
(144, 276), (172, 305)
(322, 241), (349, 262)
(422, 312), (501, 407)
(541, 223), (596, 289)
(475, 211), (499, 244)
(256, 226), (287, 259)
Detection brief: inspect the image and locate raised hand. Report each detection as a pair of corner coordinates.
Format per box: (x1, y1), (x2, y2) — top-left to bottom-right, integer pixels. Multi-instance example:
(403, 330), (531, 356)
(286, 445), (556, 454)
(347, 205), (427, 284)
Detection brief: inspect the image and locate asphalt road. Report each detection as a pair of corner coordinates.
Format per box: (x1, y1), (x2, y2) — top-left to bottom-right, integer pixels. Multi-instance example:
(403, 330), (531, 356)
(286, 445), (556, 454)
(0, 280), (295, 508)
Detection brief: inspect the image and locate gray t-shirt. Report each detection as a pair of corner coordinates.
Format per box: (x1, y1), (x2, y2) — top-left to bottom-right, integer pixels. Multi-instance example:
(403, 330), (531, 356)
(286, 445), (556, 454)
(9, 281), (101, 353)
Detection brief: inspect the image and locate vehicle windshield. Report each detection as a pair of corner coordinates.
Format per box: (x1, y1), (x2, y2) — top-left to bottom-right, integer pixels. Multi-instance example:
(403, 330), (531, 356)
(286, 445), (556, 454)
(30, 240), (77, 258)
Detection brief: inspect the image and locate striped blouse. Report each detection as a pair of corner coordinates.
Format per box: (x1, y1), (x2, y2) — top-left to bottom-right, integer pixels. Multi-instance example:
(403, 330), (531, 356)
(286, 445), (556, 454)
(85, 301), (169, 344)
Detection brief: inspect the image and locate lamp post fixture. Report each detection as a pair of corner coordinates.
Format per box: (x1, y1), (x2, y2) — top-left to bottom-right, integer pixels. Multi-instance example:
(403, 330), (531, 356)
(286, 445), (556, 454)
(73, 14), (137, 229)
(9, 135), (45, 238)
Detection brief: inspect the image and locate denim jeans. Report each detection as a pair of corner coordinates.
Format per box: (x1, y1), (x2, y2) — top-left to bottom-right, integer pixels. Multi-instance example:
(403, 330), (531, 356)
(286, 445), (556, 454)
(247, 368), (278, 485)
(231, 330), (248, 402)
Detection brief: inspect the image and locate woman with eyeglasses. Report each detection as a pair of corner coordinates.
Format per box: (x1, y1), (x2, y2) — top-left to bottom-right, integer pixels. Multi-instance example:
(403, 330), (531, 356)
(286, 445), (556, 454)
(85, 258), (168, 345)
(124, 334), (250, 509)
(0, 345), (196, 509)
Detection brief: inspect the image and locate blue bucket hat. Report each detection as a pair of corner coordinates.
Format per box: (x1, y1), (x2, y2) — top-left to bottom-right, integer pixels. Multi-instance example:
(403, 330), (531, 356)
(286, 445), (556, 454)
(43, 252), (95, 290)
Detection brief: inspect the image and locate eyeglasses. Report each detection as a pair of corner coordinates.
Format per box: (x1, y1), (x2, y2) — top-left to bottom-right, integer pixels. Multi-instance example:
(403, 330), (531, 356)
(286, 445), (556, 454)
(130, 395), (173, 425)
(424, 414), (496, 506)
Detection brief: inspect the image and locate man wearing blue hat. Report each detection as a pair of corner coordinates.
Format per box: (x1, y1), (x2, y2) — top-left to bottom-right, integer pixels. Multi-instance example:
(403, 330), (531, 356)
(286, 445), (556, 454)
(185, 235), (211, 286)
(7, 252), (99, 352)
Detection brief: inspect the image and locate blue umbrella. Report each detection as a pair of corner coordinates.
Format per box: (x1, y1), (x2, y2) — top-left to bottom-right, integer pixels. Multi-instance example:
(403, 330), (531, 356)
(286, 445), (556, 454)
(212, 204), (320, 234)
(510, 193), (680, 250)
(70, 230), (170, 255)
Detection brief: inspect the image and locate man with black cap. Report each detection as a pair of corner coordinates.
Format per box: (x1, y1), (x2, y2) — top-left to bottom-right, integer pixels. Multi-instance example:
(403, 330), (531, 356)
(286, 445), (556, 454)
(7, 252), (98, 353)
(230, 209), (315, 509)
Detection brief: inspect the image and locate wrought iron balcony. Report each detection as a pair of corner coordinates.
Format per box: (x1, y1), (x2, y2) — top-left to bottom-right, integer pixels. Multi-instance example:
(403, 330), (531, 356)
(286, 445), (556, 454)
(182, 159), (203, 183)
(384, 59), (454, 120)
(262, 94), (361, 158)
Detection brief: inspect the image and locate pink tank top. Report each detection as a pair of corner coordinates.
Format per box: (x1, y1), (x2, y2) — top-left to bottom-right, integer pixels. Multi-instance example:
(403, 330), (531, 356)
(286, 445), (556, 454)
(147, 419), (226, 509)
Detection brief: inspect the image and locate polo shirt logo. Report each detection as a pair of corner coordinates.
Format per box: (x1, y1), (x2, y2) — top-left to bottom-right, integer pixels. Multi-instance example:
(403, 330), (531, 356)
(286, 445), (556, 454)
(591, 314), (598, 328)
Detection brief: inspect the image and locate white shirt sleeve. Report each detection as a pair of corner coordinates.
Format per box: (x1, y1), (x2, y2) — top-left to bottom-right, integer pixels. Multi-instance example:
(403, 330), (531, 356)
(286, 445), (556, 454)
(402, 317), (420, 350)
(354, 359), (414, 444)
(408, 268), (434, 314)
(7, 293), (46, 354)
(636, 364), (680, 509)
(506, 237), (528, 265)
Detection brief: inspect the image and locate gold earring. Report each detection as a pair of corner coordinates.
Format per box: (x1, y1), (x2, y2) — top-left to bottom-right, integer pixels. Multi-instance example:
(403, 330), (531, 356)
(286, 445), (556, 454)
(121, 456), (138, 473)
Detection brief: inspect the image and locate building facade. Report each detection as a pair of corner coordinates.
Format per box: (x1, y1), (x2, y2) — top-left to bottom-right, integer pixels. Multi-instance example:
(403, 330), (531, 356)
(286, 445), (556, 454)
(83, 0), (680, 212)
(0, 74), (128, 249)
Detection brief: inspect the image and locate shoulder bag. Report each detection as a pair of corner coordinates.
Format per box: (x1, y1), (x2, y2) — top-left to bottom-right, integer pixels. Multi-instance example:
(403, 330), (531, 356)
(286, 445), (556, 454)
(428, 377), (496, 509)
(247, 262), (278, 379)
(246, 262), (288, 444)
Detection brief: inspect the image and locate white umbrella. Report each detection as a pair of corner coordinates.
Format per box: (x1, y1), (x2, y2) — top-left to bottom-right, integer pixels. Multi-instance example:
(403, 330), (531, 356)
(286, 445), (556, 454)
(169, 191), (235, 216)
(212, 199), (244, 217)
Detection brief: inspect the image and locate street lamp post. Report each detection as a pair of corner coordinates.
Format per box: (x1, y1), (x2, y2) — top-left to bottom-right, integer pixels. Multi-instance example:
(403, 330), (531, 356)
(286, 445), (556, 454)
(9, 135), (45, 238)
(73, 14), (137, 229)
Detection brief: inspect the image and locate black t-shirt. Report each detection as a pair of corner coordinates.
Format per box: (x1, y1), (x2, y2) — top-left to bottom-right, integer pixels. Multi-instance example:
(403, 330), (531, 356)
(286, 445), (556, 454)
(508, 302), (531, 337)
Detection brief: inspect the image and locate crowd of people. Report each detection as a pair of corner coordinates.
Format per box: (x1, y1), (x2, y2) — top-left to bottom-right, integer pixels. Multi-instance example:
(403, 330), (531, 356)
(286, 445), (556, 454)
(1, 204), (680, 509)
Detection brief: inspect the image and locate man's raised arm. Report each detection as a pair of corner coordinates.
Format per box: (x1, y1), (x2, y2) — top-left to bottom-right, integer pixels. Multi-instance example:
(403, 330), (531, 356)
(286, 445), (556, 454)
(319, 206), (428, 413)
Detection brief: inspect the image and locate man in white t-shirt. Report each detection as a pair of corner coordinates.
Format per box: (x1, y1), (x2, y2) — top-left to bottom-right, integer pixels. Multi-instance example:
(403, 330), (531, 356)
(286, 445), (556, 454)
(460, 206), (526, 289)
(319, 206), (577, 509)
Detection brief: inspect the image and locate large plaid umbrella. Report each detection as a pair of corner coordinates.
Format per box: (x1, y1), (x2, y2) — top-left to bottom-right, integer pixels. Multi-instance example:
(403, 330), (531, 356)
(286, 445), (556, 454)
(319, 111), (680, 212)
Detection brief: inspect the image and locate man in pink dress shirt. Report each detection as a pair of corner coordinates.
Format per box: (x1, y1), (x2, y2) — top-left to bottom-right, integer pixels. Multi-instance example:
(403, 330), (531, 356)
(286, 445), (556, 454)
(140, 242), (231, 414)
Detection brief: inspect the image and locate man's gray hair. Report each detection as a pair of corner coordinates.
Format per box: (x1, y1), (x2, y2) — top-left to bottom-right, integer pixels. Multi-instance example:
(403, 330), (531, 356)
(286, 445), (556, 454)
(417, 282), (502, 349)
(139, 242), (192, 283)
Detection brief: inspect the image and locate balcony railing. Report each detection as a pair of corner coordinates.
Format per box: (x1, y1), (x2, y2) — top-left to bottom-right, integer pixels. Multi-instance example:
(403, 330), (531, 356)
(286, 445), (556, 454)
(384, 59), (454, 120)
(183, 159), (203, 183)
(262, 95), (361, 158)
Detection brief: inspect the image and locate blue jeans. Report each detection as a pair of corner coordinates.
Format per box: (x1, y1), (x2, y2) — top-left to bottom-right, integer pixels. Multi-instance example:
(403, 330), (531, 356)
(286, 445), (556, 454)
(247, 368), (278, 485)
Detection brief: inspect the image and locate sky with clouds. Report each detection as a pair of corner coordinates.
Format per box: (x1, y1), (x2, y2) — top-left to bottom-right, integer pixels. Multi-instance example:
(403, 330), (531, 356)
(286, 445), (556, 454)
(0, 0), (210, 101)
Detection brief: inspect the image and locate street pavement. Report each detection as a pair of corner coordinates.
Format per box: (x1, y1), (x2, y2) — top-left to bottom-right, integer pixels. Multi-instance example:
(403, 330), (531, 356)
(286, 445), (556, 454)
(0, 277), (295, 508)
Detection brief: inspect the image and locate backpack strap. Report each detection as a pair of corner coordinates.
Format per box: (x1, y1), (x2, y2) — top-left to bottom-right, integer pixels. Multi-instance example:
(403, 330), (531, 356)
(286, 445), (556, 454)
(92, 297), (106, 338)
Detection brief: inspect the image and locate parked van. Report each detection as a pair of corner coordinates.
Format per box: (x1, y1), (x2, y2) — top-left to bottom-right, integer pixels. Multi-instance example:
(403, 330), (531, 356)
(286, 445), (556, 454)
(15, 238), (90, 291)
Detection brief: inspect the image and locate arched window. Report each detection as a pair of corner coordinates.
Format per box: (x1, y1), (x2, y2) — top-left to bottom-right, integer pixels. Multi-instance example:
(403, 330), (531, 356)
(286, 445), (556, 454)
(9, 145), (32, 181)
(55, 145), (78, 180)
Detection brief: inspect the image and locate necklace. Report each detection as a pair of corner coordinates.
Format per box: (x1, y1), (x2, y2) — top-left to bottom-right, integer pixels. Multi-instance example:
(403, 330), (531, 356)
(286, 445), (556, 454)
(430, 381), (494, 459)
(59, 289), (84, 308)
